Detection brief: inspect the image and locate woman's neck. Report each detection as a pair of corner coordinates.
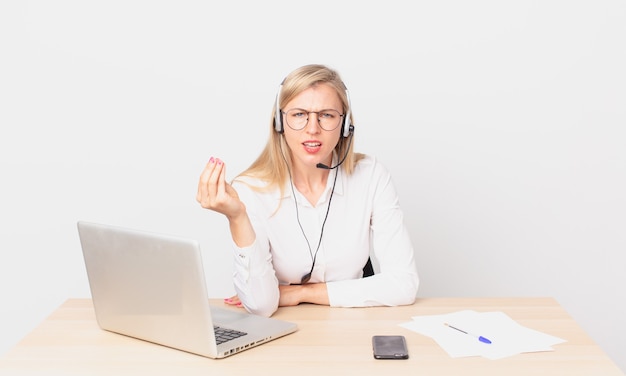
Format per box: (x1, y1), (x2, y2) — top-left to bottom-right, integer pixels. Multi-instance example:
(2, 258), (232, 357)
(292, 167), (330, 206)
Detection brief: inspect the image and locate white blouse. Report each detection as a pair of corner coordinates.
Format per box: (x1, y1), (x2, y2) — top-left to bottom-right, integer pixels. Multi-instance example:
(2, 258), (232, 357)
(230, 155), (419, 317)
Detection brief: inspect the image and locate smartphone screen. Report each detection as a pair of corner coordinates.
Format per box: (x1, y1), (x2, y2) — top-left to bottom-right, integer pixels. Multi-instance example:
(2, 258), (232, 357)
(372, 335), (409, 359)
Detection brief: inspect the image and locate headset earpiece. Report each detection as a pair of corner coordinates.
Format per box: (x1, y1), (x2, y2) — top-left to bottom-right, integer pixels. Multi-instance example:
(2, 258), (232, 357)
(342, 90), (353, 138)
(274, 84), (284, 133)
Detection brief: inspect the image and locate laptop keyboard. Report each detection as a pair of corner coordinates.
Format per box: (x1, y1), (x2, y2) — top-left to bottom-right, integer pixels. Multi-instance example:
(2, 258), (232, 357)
(214, 326), (247, 345)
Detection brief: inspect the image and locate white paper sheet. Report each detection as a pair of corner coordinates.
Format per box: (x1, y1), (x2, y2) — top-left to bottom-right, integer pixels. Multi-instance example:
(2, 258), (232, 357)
(399, 310), (566, 360)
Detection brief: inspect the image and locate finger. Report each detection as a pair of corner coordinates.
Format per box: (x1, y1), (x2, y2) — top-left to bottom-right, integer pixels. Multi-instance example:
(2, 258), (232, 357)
(216, 159), (227, 197)
(223, 294), (241, 305)
(197, 157), (217, 203)
(206, 158), (224, 201)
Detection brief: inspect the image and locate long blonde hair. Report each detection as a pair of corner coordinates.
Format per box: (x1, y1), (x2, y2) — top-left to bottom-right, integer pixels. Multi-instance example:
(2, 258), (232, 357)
(235, 64), (364, 195)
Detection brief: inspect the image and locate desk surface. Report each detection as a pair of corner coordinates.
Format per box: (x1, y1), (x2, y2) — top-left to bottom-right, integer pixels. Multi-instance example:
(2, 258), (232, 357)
(0, 297), (623, 376)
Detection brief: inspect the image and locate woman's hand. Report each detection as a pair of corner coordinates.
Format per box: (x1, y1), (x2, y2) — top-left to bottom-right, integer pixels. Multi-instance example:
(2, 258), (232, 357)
(223, 295), (243, 308)
(196, 157), (244, 219)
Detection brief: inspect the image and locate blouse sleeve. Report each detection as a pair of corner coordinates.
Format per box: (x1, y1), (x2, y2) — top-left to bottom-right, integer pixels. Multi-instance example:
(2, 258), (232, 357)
(229, 181), (280, 317)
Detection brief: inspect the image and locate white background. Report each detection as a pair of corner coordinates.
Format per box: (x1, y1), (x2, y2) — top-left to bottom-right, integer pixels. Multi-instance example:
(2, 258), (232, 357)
(1, 0), (625, 371)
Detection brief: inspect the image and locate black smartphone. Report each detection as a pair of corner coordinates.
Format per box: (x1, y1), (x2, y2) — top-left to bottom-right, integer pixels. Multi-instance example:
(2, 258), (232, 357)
(372, 335), (409, 359)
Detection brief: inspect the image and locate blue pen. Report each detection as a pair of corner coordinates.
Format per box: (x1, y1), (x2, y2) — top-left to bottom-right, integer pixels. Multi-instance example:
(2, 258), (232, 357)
(444, 323), (492, 344)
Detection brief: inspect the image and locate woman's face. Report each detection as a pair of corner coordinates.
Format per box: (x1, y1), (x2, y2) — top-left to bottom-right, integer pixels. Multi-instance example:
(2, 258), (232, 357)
(281, 83), (343, 171)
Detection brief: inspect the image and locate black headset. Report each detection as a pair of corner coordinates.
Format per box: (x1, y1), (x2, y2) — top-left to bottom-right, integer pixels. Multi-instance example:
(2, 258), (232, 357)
(273, 84), (353, 138)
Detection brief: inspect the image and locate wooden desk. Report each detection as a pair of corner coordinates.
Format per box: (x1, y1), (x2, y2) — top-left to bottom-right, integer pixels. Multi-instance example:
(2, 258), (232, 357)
(0, 298), (623, 375)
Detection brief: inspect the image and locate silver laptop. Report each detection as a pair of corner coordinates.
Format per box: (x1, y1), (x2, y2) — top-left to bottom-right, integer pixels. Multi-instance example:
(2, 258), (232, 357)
(77, 221), (297, 358)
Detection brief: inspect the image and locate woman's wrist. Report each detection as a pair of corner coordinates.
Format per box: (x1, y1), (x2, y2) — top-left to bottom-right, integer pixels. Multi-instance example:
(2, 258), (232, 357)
(278, 283), (328, 307)
(228, 209), (255, 248)
(301, 283), (329, 305)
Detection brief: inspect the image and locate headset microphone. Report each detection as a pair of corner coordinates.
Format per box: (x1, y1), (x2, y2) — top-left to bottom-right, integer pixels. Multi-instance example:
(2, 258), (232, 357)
(316, 126), (354, 169)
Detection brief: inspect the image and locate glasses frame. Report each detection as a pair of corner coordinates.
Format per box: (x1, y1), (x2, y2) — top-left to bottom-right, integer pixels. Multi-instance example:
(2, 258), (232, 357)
(282, 108), (344, 131)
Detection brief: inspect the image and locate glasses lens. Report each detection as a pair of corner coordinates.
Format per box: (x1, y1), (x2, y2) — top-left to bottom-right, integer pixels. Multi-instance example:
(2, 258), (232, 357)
(318, 110), (342, 131)
(284, 109), (343, 131)
(285, 109), (308, 130)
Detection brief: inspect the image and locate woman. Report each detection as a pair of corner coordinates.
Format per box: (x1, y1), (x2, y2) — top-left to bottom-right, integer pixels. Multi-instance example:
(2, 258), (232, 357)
(197, 64), (418, 317)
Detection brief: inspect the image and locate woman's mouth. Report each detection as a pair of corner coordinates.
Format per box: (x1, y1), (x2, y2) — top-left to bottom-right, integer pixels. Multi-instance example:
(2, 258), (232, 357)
(302, 141), (322, 153)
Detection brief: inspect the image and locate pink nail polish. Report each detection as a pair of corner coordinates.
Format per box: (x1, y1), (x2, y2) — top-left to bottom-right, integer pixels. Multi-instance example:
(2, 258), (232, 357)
(209, 157), (215, 163)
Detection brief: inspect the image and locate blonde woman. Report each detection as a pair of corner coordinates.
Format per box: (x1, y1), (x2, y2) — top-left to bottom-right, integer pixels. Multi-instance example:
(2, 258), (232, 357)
(197, 64), (418, 317)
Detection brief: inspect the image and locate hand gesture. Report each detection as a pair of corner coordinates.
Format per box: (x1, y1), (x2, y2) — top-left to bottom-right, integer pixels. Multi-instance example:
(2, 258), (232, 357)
(196, 157), (244, 219)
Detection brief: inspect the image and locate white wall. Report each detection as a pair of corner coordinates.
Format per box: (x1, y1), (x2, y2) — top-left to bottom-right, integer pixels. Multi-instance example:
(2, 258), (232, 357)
(1, 0), (625, 371)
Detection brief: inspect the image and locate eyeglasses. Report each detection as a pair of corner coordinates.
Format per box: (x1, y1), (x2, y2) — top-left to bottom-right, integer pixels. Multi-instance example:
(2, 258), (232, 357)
(283, 108), (344, 131)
